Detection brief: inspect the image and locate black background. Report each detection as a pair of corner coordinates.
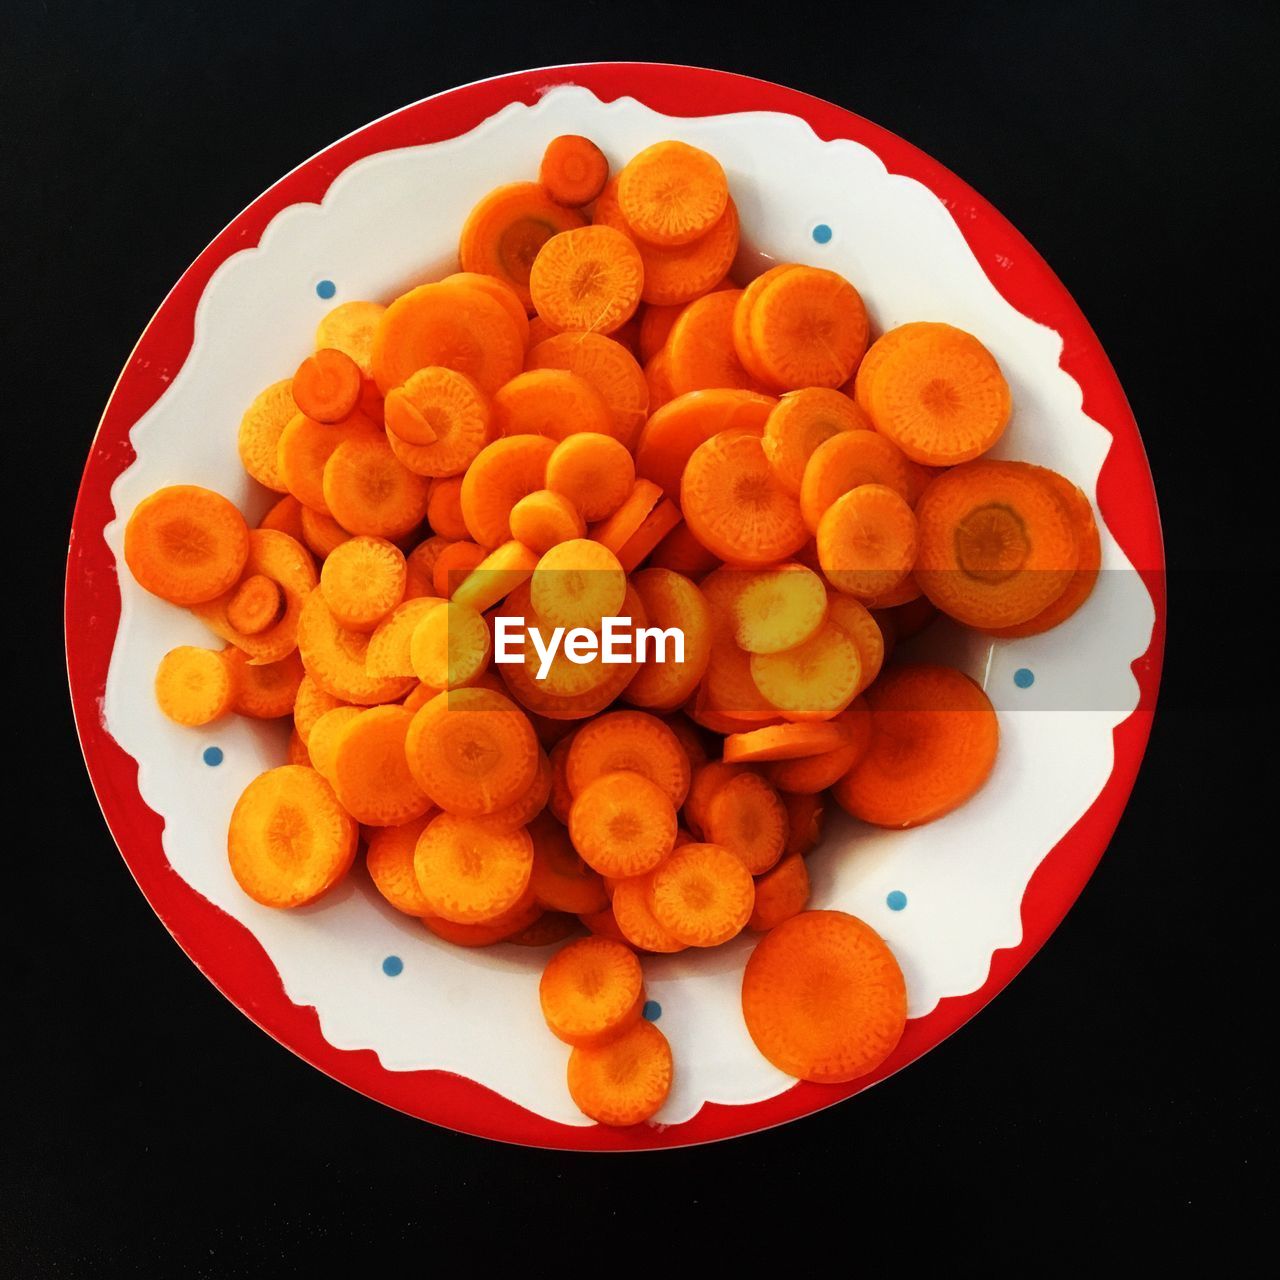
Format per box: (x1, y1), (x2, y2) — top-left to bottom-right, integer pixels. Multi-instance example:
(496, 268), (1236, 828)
(6, 0), (1269, 1270)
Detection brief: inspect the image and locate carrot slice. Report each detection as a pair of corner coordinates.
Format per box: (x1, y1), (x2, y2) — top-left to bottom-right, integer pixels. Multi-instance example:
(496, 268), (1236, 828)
(410, 600), (491, 689)
(413, 811), (534, 923)
(299, 507), (352, 559)
(526, 332), (649, 449)
(638, 302), (683, 362)
(530, 538), (626, 630)
(384, 365), (489, 463)
(296, 589), (416, 704)
(748, 266), (869, 390)
(742, 910), (907, 1082)
(433, 541), (488, 598)
(615, 498), (682, 573)
(834, 664), (999, 827)
(509, 489), (586, 554)
(365, 597), (443, 678)
(566, 1018), (672, 1126)
(238, 380), (296, 492)
(617, 141), (727, 246)
(666, 290), (765, 395)
(315, 301), (386, 378)
(914, 460), (1079, 628)
(539, 135), (610, 207)
(610, 873), (686, 953)
(540, 936), (644, 1047)
(529, 225), (644, 336)
(371, 280), (524, 397)
(747, 854), (810, 932)
(154, 646), (233, 726)
(125, 485), (250, 606)
(293, 673), (347, 743)
(423, 896), (542, 947)
(568, 771), (677, 877)
(228, 765), (358, 908)
(306, 706), (363, 780)
(480, 747), (552, 831)
(644, 348), (676, 412)
(321, 435), (430, 539)
(623, 567), (714, 711)
(764, 699), (872, 793)
(366, 814), (436, 915)
(854, 322), (1011, 465)
(566, 710), (691, 807)
(405, 685), (539, 816)
(224, 647), (304, 720)
(634, 388), (776, 502)
(440, 272), (530, 348)
(318, 535), (406, 631)
(458, 181), (587, 311)
(733, 563), (827, 654)
(825, 595), (885, 696)
(731, 264), (801, 385)
(682, 430), (807, 567)
(723, 720), (848, 764)
(817, 484), (918, 601)
(258, 493), (306, 542)
(799, 428), (913, 532)
(589, 479), (663, 556)
(225, 573), (284, 636)
(545, 432), (635, 522)
(509, 912), (581, 947)
(491, 369), (611, 441)
(703, 773), (788, 875)
(750, 619), (860, 721)
(764, 388), (873, 495)
(529, 812), (608, 914)
(460, 434), (556, 548)
(647, 520), (720, 577)
(277, 411), (380, 513)
(424, 475), (467, 541)
(292, 348), (361, 423)
(330, 704), (432, 826)
(649, 841), (755, 945)
(547, 736), (576, 824)
(450, 539), (538, 613)
(404, 537), (451, 598)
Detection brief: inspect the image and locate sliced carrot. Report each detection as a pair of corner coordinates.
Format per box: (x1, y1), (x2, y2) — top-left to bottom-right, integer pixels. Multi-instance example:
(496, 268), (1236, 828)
(526, 315), (557, 348)
(530, 537), (626, 630)
(566, 710), (691, 807)
(588, 479), (663, 556)
(747, 266), (869, 390)
(731, 264), (801, 385)
(529, 812), (608, 914)
(410, 600), (491, 689)
(595, 178), (740, 306)
(750, 619), (860, 721)
(509, 489), (586, 554)
(681, 430), (807, 567)
(615, 498), (682, 573)
(529, 225), (644, 336)
(723, 720), (848, 764)
(748, 854), (810, 932)
(224, 647), (304, 720)
(649, 841), (755, 946)
(861, 573), (924, 610)
(440, 271), (530, 348)
(293, 673), (347, 743)
(638, 302), (681, 362)
(258, 493), (306, 542)
(825, 595), (885, 696)
(296, 589), (417, 704)
(404, 685), (539, 816)
(834, 664), (999, 827)
(225, 574), (284, 636)
(364, 597), (443, 679)
(634, 388), (776, 502)
(321, 435), (431, 539)
(423, 896), (542, 947)
(547, 737), (576, 825)
(662, 714), (709, 774)
(307, 706), (363, 781)
(371, 280), (524, 397)
(432, 540), (488, 599)
(366, 814), (436, 915)
(610, 873), (686, 953)
(539, 135), (610, 207)
(765, 699), (872, 793)
(733, 563), (827, 654)
(617, 140), (727, 246)
(383, 366), (491, 476)
(681, 759), (749, 839)
(665, 290), (765, 395)
(458, 181), (586, 311)
(742, 910), (907, 1082)
(545, 432), (635, 522)
(647, 520), (720, 577)
(914, 460), (1079, 628)
(292, 348), (361, 423)
(315, 300), (386, 377)
(154, 646), (233, 726)
(526, 332), (650, 449)
(540, 936), (643, 1047)
(450, 539), (538, 613)
(568, 771), (677, 877)
(764, 388), (872, 495)
(817, 484), (919, 601)
(277, 410), (380, 513)
(854, 321), (1011, 465)
(799, 428), (913, 532)
(413, 811), (534, 923)
(566, 1018), (672, 1126)
(621, 567), (714, 711)
(782, 791), (824, 856)
(460, 434), (556, 548)
(703, 773), (788, 875)
(238, 379), (296, 492)
(330, 704), (432, 826)
(319, 535), (406, 631)
(401, 681), (443, 712)
(125, 485), (250, 606)
(299, 507), (352, 559)
(492, 369), (611, 441)
(227, 765), (358, 908)
(509, 912), (581, 947)
(424, 475), (467, 541)
(644, 348), (676, 412)
(286, 729), (311, 765)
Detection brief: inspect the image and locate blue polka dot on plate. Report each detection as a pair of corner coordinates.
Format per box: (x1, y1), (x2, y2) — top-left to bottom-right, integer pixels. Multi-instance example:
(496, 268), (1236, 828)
(1014, 667), (1035, 689)
(315, 279), (336, 300)
(642, 1000), (662, 1022)
(886, 890), (908, 912)
(382, 955), (404, 977)
(202, 746), (223, 767)
(811, 223), (832, 245)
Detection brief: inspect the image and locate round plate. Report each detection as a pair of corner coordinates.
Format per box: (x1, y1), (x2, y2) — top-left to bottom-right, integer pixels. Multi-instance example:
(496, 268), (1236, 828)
(66, 64), (1164, 1150)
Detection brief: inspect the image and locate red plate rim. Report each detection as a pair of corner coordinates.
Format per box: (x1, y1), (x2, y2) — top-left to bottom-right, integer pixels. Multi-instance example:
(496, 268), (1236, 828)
(64, 62), (1166, 1151)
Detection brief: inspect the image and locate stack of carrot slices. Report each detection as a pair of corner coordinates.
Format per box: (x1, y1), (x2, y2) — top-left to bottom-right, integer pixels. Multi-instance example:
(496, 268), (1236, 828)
(123, 132), (1098, 1128)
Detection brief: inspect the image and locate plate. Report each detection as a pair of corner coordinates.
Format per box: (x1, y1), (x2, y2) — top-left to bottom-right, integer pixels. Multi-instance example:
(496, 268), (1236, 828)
(66, 64), (1164, 1150)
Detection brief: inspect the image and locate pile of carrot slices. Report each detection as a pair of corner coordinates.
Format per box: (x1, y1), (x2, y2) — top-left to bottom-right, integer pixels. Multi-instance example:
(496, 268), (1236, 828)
(123, 132), (1098, 1127)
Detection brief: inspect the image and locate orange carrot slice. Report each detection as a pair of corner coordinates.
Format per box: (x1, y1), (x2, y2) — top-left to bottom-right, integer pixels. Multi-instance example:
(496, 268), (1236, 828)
(529, 225), (644, 336)
(748, 854), (811, 932)
(539, 135), (610, 207)
(292, 348), (361, 423)
(568, 771), (677, 877)
(566, 710), (691, 807)
(539, 936), (644, 1047)
(566, 1019), (672, 1126)
(413, 812), (534, 923)
(526, 332), (650, 449)
(817, 484), (918, 601)
(648, 841), (755, 945)
(617, 141), (728, 246)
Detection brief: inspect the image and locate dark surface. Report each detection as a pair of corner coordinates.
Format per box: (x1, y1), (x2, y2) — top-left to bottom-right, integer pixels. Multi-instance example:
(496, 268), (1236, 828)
(7, 0), (1268, 1269)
